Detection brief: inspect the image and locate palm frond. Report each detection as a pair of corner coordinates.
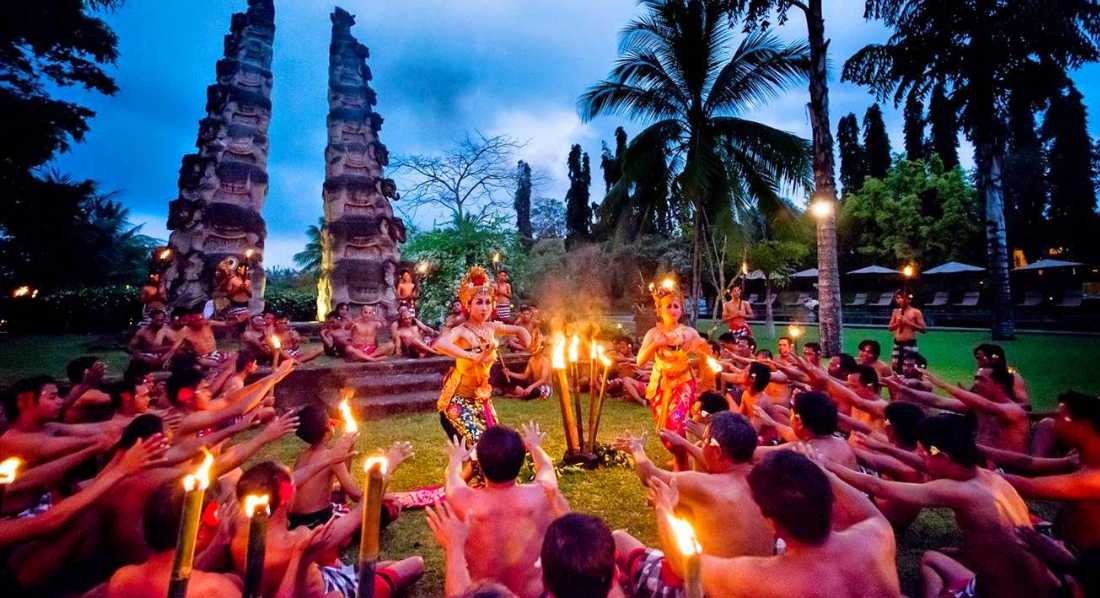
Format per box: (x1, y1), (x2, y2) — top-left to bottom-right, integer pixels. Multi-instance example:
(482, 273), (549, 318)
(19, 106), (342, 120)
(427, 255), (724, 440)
(705, 32), (811, 115)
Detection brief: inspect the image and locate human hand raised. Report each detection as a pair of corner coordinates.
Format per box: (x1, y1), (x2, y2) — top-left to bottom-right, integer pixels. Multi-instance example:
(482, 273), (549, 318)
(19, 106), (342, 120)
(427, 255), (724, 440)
(611, 430), (647, 455)
(646, 477), (679, 515)
(258, 410), (299, 443)
(385, 441), (415, 472)
(426, 500), (469, 552)
(116, 434), (171, 474)
(446, 435), (471, 467)
(520, 421), (545, 449)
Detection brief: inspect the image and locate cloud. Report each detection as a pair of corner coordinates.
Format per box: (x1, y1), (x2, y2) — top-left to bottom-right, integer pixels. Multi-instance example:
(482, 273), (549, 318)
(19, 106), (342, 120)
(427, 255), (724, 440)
(490, 107), (600, 201)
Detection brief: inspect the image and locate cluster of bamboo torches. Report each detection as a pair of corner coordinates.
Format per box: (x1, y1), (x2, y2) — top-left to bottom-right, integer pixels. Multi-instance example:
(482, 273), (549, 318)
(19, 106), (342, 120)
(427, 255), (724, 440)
(161, 393), (387, 598)
(550, 331), (614, 457)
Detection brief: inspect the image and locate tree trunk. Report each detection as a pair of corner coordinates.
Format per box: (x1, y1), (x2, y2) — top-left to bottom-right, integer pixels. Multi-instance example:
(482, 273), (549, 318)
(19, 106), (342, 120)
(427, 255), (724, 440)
(974, 133), (1017, 339)
(805, 0), (843, 356)
(691, 209), (702, 325)
(765, 277), (775, 338)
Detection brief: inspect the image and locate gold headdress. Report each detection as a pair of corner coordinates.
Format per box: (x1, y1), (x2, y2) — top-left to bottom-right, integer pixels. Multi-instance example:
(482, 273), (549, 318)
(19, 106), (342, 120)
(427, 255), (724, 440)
(457, 265), (495, 309)
(649, 276), (682, 308)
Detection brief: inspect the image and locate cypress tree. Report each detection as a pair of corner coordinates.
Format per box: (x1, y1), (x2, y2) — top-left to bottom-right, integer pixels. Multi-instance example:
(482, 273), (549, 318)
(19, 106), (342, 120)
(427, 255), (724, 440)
(1003, 91), (1047, 261)
(927, 83), (960, 170)
(1043, 82), (1099, 262)
(837, 113), (866, 195)
(514, 160), (533, 248)
(903, 93), (925, 162)
(863, 103), (892, 179)
(565, 144), (592, 246)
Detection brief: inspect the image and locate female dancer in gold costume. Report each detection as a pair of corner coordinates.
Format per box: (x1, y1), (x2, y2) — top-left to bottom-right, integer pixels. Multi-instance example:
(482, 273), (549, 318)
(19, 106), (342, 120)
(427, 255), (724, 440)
(433, 266), (531, 449)
(636, 278), (712, 471)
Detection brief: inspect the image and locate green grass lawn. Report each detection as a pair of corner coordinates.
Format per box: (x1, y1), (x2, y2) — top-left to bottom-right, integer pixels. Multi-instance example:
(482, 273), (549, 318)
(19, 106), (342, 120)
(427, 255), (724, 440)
(1, 326), (1096, 596)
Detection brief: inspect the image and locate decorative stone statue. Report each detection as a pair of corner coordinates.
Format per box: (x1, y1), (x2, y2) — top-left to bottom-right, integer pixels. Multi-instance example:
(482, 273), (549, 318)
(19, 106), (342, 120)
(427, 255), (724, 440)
(164, 0), (275, 314)
(317, 6), (404, 321)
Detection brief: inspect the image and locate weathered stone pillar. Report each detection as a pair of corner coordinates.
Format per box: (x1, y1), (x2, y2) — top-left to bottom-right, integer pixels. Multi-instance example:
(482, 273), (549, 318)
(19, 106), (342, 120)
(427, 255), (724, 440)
(317, 7), (405, 320)
(164, 0), (275, 313)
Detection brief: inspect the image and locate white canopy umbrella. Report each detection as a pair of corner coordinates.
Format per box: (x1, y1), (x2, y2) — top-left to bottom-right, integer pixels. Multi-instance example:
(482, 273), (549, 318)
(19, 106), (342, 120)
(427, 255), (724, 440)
(744, 269), (766, 280)
(847, 265), (901, 275)
(924, 261), (986, 275)
(1013, 259), (1085, 272)
(792, 268), (818, 278)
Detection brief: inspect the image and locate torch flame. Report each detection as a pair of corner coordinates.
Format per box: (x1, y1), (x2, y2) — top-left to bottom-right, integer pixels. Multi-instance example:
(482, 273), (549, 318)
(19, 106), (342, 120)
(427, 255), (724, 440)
(706, 357), (723, 374)
(787, 325), (803, 339)
(363, 455), (389, 476)
(244, 248), (255, 259)
(338, 395), (358, 434)
(742, 262), (749, 276)
(661, 278), (675, 291)
(597, 346), (613, 367)
(903, 265), (915, 278)
(492, 252), (501, 264)
(12, 286), (30, 298)
(270, 335), (281, 350)
(589, 339), (598, 360)
(158, 248), (172, 261)
(551, 334), (566, 370)
(667, 515), (702, 556)
(568, 335), (580, 363)
(0, 457), (21, 484)
(183, 448), (215, 492)
(417, 262), (429, 274)
(244, 494), (270, 517)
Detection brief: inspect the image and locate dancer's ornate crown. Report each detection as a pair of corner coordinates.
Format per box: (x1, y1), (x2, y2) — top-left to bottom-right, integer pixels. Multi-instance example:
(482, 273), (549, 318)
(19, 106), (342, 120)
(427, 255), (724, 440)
(649, 276), (681, 307)
(457, 265), (495, 308)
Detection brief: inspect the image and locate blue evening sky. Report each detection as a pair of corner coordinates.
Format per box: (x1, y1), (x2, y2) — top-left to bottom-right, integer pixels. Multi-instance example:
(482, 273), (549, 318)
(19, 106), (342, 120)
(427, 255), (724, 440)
(51, 0), (1100, 268)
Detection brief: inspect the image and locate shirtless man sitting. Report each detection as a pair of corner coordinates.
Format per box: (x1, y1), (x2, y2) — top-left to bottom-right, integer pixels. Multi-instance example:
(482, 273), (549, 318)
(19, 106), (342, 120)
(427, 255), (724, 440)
(60, 355), (115, 423)
(166, 308), (231, 369)
(392, 308), (438, 359)
(240, 314), (275, 363)
(0, 375), (124, 466)
(857, 339), (894, 381)
(129, 310), (176, 369)
(503, 339), (552, 400)
(507, 305), (543, 353)
(139, 273), (168, 324)
(320, 311), (349, 358)
(973, 343), (1029, 408)
(612, 412), (773, 597)
(441, 299), (466, 336)
(754, 391), (859, 471)
(274, 314), (324, 363)
(104, 481), (245, 598)
(345, 305), (394, 362)
(999, 391), (1100, 551)
(227, 461), (424, 598)
(886, 363), (1030, 453)
(651, 449), (901, 598)
(823, 414), (1054, 598)
(445, 423), (568, 598)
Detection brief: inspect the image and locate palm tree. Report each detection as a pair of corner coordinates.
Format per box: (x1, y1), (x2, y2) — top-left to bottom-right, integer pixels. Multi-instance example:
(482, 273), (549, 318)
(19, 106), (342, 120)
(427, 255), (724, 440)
(293, 217), (324, 276)
(845, 0), (1100, 339)
(721, 0), (845, 356)
(578, 0), (813, 323)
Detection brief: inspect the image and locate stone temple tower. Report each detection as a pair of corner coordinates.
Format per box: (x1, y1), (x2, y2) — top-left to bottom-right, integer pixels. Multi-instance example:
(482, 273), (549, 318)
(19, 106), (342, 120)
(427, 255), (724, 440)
(164, 0), (275, 312)
(317, 7), (405, 320)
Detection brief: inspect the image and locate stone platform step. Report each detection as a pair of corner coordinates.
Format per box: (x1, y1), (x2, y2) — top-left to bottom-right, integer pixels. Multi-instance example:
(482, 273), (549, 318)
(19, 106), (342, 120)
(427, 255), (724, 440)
(355, 390), (439, 419)
(342, 372), (443, 398)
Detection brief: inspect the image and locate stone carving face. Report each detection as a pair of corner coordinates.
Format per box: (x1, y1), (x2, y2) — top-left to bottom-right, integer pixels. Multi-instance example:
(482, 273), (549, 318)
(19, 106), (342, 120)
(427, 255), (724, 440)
(234, 66), (273, 95)
(326, 144), (376, 178)
(221, 125), (268, 166)
(212, 163), (268, 211)
(329, 120), (369, 145)
(222, 100), (271, 130)
(369, 142), (389, 167)
(238, 39), (273, 67)
(330, 86), (365, 110)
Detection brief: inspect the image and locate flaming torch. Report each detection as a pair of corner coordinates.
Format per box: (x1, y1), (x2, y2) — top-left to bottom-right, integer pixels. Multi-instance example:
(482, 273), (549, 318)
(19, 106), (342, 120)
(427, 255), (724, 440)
(0, 457), (20, 512)
(270, 335), (282, 369)
(242, 494), (270, 598)
(11, 286), (32, 298)
(668, 516), (703, 598)
(338, 392), (358, 434)
(586, 347), (614, 453)
(416, 261), (429, 275)
(568, 335), (584, 443)
(902, 264), (915, 303)
(168, 448), (214, 598)
(552, 334), (580, 454)
(357, 456), (388, 598)
(787, 324), (803, 351)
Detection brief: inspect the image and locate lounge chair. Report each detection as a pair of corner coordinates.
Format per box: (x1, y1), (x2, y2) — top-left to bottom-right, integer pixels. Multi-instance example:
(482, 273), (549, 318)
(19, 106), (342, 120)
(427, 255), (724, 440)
(1057, 290), (1084, 307)
(1017, 291), (1042, 307)
(784, 293), (810, 307)
(846, 293), (867, 307)
(762, 294), (777, 308)
(746, 293), (760, 304)
(868, 292), (894, 307)
(955, 291), (980, 307)
(927, 292), (949, 307)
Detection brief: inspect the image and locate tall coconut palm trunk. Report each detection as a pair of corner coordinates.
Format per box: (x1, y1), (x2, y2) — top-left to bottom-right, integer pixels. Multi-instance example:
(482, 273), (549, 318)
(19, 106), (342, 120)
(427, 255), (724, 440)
(806, 0), (843, 355)
(975, 133), (1016, 339)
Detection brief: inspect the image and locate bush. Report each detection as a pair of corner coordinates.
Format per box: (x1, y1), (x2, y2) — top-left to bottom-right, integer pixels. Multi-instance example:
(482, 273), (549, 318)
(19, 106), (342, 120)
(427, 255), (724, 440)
(263, 288), (317, 321)
(1, 285), (142, 333)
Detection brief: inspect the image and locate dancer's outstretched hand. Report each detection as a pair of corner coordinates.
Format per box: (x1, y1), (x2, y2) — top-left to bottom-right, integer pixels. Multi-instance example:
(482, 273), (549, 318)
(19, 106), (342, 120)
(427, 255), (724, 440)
(426, 501), (469, 552)
(520, 422), (545, 449)
(446, 436), (471, 466)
